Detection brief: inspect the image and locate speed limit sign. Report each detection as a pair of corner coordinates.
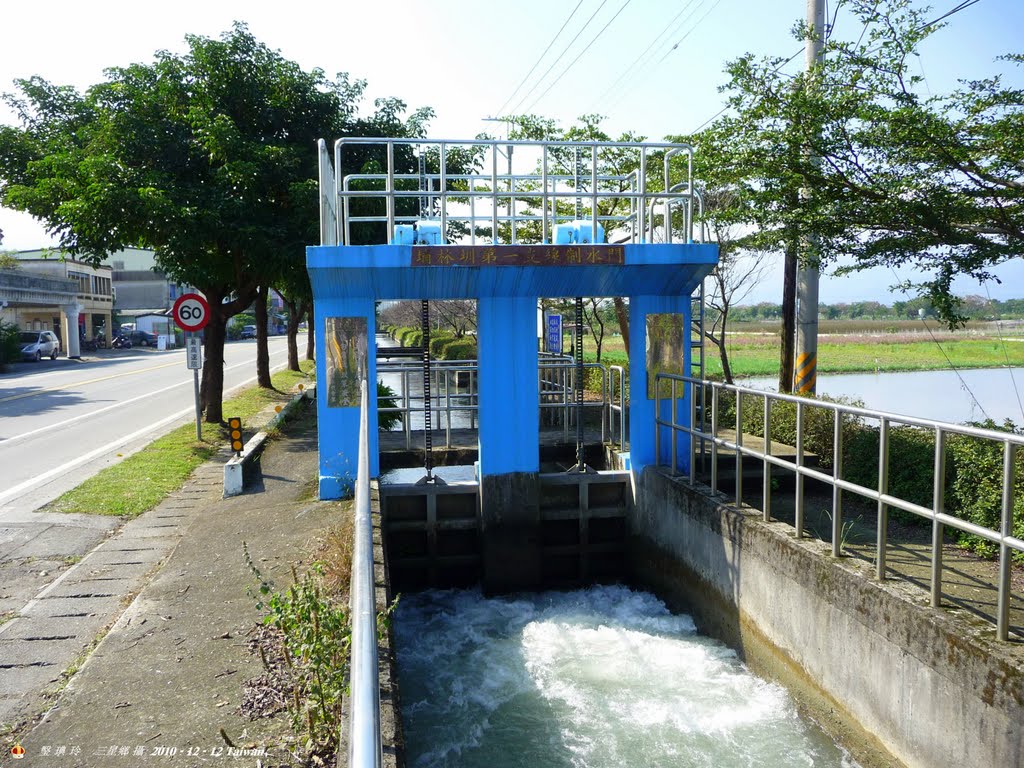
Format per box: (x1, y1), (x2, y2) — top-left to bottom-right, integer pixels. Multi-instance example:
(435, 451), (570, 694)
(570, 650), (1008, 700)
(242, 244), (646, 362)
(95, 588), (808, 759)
(173, 293), (211, 332)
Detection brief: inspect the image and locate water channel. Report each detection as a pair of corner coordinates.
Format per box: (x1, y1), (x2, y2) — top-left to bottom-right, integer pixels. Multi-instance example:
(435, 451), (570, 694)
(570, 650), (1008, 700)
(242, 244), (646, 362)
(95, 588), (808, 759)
(394, 585), (858, 768)
(745, 367), (1024, 425)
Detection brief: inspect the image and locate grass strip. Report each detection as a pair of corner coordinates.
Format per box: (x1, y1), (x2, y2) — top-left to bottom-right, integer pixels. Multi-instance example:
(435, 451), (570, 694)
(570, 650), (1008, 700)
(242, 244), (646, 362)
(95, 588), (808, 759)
(46, 362), (315, 518)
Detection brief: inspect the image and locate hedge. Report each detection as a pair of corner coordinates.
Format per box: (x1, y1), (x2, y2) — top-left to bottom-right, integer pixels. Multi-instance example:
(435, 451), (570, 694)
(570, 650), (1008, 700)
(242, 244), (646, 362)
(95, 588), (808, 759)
(440, 339), (477, 360)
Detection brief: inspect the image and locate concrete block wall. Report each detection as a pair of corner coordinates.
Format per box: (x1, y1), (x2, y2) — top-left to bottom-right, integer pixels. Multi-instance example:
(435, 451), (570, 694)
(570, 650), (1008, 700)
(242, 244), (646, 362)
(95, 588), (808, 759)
(629, 468), (1023, 768)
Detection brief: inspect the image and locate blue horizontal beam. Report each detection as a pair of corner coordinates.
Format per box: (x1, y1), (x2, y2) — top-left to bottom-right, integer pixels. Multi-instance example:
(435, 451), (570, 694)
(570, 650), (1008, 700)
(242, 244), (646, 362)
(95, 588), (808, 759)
(307, 243), (717, 300)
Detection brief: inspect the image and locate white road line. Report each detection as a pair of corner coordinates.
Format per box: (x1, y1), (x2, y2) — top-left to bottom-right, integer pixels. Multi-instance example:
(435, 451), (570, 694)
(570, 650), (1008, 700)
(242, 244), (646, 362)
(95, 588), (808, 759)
(0, 360), (291, 507)
(1, 349), (290, 445)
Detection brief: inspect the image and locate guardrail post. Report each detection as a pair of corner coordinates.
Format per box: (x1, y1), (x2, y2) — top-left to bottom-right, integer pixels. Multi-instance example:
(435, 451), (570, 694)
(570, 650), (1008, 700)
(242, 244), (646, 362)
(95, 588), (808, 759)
(795, 400), (805, 539)
(689, 380), (697, 486)
(877, 417), (889, 580)
(671, 378), (678, 476)
(832, 409), (844, 557)
(931, 427), (946, 607)
(735, 391), (744, 507)
(762, 395), (772, 522)
(655, 375), (662, 469)
(711, 385), (719, 494)
(997, 440), (1015, 641)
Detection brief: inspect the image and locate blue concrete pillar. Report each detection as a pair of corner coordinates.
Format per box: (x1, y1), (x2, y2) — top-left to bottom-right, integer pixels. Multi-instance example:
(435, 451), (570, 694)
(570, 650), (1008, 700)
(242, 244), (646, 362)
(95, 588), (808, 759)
(628, 295), (692, 474)
(477, 296), (540, 475)
(477, 295), (542, 593)
(316, 299), (378, 499)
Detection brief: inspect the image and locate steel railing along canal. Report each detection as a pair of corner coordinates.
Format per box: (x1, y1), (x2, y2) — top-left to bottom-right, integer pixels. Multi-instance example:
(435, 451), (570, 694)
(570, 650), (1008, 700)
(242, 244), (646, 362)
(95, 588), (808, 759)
(654, 374), (1024, 642)
(348, 377), (381, 767)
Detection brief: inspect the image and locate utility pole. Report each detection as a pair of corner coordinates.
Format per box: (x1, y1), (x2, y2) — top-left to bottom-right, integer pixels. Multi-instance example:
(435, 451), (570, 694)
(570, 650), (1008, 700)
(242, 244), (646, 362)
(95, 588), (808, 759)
(795, 0), (825, 394)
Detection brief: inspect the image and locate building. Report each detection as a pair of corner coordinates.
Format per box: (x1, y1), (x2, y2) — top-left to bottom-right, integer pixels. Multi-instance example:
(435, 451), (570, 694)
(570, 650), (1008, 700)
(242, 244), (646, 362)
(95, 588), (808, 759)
(2, 249), (113, 357)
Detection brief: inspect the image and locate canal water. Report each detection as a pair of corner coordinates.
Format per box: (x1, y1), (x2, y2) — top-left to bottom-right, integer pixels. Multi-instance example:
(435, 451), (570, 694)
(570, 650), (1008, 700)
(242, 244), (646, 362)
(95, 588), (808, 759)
(394, 585), (858, 768)
(745, 367), (1024, 425)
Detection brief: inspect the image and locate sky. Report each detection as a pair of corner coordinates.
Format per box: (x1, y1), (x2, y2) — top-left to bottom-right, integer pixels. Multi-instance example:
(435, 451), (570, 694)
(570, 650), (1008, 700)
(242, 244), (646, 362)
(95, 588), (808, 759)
(1, 0), (1022, 305)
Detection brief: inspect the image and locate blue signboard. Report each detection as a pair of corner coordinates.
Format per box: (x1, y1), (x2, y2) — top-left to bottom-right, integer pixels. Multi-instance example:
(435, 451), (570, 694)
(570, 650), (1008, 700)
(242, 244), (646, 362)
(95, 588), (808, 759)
(546, 314), (562, 354)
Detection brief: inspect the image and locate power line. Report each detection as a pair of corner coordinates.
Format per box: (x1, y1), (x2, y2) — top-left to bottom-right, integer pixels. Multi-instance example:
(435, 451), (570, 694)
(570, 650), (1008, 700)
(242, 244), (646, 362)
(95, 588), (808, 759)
(687, 0), (984, 135)
(507, 0), (612, 117)
(520, 0), (635, 116)
(656, 0), (724, 64)
(983, 281), (1024, 423)
(492, 0), (586, 118)
(590, 0), (703, 111)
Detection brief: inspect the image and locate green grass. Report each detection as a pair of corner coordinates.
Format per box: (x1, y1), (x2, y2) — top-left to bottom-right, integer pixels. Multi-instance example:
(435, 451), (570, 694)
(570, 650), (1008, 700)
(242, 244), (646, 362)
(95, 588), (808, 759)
(46, 362), (315, 518)
(588, 332), (1024, 379)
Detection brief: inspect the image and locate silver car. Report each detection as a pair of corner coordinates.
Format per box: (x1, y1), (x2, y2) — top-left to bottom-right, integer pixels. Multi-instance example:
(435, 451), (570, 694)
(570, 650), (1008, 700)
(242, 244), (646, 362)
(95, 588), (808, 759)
(20, 330), (60, 361)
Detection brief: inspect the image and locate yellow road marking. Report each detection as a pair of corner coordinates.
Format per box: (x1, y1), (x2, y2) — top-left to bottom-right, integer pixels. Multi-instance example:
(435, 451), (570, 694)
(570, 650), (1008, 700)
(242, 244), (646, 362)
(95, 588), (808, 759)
(0, 361), (181, 404)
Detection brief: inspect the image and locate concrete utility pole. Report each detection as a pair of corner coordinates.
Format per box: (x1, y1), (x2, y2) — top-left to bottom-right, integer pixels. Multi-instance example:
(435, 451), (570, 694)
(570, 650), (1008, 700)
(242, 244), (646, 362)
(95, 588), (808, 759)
(795, 0), (825, 394)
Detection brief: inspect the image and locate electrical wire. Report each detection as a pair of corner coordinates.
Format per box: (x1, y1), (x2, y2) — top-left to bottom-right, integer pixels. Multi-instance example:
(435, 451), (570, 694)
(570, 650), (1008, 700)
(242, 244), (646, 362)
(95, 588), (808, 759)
(888, 266), (992, 421)
(519, 0), (634, 116)
(590, 0), (703, 111)
(983, 281), (1024, 423)
(687, 0), (984, 135)
(507, 0), (612, 117)
(656, 0), (724, 64)
(492, 0), (586, 119)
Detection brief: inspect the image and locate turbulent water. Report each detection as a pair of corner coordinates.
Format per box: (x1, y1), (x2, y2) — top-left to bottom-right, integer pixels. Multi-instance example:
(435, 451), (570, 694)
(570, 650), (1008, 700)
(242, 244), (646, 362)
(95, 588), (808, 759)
(394, 585), (858, 768)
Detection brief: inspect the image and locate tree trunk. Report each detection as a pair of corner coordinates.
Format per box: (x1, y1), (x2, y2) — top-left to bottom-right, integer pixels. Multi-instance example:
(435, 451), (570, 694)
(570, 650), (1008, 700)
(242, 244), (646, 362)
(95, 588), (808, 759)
(201, 305), (228, 424)
(199, 283), (258, 424)
(285, 299), (307, 372)
(305, 303), (315, 362)
(779, 237), (798, 393)
(613, 297), (629, 356)
(255, 285), (272, 389)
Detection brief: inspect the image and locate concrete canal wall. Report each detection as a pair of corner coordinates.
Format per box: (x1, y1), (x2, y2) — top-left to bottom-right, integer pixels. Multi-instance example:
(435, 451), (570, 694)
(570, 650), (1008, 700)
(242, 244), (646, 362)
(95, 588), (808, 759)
(628, 467), (1023, 768)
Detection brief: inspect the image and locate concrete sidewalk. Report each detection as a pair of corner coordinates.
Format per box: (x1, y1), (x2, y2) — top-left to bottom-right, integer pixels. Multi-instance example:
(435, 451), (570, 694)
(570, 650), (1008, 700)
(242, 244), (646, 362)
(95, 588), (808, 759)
(2, 406), (344, 767)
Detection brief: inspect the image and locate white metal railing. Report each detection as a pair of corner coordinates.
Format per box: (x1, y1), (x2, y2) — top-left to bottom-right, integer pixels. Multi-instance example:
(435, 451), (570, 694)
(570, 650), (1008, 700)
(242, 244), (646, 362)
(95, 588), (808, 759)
(348, 377), (381, 767)
(377, 357), (615, 448)
(318, 139), (338, 247)
(654, 374), (1024, 642)
(322, 137), (698, 247)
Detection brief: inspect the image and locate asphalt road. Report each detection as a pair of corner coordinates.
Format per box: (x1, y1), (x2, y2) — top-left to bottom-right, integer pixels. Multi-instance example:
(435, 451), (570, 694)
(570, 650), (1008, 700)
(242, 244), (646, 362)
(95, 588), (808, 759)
(0, 337), (291, 522)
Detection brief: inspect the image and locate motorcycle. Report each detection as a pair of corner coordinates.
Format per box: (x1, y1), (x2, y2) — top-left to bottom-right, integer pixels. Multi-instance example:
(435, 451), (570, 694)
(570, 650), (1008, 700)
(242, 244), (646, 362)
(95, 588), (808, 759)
(111, 334), (133, 349)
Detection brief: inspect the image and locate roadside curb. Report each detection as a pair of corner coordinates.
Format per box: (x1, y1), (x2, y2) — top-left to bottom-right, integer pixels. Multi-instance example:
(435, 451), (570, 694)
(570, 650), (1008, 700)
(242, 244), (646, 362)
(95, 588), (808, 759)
(223, 384), (316, 497)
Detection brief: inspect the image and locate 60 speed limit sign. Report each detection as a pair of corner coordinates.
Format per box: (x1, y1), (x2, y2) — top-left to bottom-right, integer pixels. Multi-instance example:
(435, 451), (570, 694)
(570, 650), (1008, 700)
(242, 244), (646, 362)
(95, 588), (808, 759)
(172, 293), (211, 332)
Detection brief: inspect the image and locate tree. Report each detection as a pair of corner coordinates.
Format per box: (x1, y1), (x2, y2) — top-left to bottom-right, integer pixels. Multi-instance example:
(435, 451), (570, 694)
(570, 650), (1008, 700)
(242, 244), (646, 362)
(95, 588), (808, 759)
(0, 24), (365, 421)
(698, 189), (772, 383)
(708, 0), (1024, 330)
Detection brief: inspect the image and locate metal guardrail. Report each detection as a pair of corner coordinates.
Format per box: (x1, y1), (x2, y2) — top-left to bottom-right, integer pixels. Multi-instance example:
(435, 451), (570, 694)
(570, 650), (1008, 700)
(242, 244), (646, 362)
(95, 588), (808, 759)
(348, 377), (381, 767)
(378, 357), (615, 448)
(324, 137), (697, 247)
(654, 373), (1024, 642)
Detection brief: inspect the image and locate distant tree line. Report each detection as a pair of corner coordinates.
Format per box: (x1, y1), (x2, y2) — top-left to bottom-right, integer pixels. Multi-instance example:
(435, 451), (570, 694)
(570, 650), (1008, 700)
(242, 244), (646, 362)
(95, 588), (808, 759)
(728, 296), (1024, 323)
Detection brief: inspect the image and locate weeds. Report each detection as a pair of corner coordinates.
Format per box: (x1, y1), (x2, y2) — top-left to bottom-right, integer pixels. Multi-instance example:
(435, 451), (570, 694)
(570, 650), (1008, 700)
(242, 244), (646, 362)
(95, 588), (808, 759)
(244, 544), (349, 764)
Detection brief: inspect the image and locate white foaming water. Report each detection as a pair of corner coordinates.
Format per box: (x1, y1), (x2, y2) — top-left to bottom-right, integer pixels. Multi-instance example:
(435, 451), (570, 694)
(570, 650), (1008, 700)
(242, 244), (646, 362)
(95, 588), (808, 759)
(395, 585), (859, 768)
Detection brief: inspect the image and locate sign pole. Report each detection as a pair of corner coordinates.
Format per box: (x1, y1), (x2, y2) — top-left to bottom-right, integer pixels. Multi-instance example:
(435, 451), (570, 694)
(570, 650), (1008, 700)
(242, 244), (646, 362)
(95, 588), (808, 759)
(191, 332), (202, 441)
(174, 294), (210, 441)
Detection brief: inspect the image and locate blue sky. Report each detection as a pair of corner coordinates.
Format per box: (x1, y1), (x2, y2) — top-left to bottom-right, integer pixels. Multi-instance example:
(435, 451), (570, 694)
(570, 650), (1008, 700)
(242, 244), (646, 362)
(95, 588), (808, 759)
(2, 0), (1021, 304)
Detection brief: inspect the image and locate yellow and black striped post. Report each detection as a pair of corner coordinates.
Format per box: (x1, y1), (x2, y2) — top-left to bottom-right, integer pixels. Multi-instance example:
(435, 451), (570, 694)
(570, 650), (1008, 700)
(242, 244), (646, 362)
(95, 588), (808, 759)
(795, 351), (817, 394)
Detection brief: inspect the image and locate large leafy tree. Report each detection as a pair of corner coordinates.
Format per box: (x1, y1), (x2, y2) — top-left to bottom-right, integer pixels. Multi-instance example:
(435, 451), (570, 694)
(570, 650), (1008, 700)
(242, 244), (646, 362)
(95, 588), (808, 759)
(0, 24), (366, 421)
(703, 0), (1023, 330)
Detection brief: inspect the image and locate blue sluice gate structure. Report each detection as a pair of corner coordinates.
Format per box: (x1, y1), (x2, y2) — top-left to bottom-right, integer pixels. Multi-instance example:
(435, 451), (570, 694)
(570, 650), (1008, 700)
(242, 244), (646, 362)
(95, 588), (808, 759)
(308, 137), (717, 592)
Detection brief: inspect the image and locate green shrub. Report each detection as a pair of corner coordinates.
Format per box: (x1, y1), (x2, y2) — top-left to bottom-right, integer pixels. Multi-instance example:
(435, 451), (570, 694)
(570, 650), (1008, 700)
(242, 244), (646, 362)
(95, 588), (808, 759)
(377, 380), (402, 431)
(844, 424), (939, 521)
(397, 327), (417, 346)
(429, 333), (456, 356)
(724, 391), (861, 469)
(0, 319), (21, 371)
(440, 339), (476, 360)
(947, 420), (1024, 561)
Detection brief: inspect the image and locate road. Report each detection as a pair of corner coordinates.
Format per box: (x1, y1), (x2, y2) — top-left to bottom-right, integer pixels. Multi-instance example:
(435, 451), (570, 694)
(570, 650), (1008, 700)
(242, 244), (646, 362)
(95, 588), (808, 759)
(0, 337), (291, 522)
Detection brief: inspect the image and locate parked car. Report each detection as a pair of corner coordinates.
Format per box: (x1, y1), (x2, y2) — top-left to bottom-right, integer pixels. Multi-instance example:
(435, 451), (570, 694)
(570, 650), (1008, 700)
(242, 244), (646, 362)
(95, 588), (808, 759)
(127, 330), (159, 347)
(20, 330), (60, 361)
(240, 325), (258, 340)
